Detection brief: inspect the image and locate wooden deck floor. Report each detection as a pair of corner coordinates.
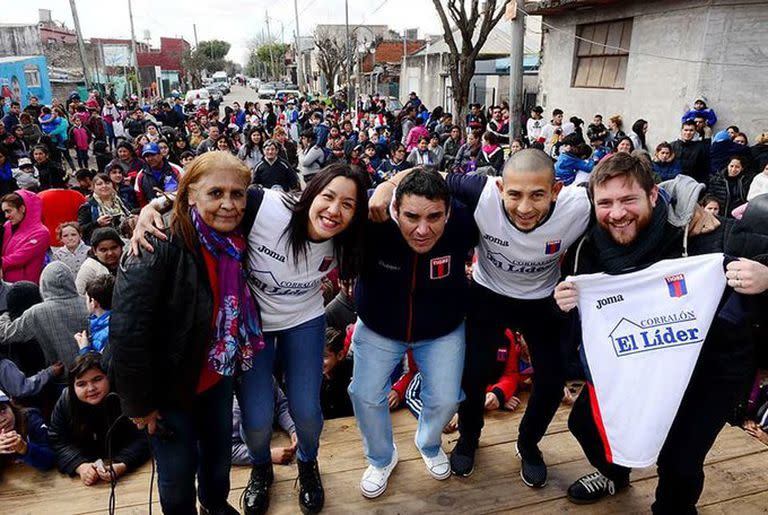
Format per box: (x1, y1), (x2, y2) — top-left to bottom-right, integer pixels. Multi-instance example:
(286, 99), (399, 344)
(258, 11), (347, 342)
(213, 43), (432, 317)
(2, 396), (768, 514)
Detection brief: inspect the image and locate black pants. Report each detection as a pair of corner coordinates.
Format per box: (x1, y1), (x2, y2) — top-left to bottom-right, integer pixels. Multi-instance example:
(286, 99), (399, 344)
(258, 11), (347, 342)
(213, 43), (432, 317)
(569, 324), (754, 514)
(458, 281), (565, 452)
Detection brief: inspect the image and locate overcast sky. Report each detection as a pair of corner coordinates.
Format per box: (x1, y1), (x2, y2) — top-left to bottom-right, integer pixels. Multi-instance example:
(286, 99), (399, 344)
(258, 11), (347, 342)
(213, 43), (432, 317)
(5, 0), (443, 64)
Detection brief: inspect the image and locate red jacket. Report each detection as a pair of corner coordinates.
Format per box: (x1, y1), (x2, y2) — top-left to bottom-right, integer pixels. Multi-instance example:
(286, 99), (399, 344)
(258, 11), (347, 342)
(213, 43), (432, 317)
(487, 329), (533, 404)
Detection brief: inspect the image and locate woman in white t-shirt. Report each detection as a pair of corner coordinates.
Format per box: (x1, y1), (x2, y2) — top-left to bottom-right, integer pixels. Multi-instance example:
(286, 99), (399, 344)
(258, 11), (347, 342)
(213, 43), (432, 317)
(133, 163), (369, 514)
(237, 163), (371, 514)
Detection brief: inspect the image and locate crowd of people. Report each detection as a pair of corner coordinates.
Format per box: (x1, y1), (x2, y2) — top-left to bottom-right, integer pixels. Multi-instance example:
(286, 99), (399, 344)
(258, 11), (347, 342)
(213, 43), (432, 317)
(0, 83), (767, 515)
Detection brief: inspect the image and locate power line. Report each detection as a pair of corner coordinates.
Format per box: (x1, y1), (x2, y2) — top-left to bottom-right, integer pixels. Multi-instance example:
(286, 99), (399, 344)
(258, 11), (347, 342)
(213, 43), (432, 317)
(517, 5), (768, 69)
(368, 0), (391, 19)
(289, 0), (319, 28)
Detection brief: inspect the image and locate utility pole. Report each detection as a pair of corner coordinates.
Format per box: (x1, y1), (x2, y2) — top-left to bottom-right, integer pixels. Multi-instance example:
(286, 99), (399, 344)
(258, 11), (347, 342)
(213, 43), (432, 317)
(128, 0), (139, 96)
(293, 0), (304, 92)
(345, 0), (352, 108)
(265, 12), (276, 80)
(508, 4), (525, 142)
(193, 23), (199, 48)
(68, 0), (91, 90)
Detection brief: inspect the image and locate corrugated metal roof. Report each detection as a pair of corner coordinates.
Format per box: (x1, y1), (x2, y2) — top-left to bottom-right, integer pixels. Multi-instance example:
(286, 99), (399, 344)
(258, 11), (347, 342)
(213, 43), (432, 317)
(524, 0), (620, 15)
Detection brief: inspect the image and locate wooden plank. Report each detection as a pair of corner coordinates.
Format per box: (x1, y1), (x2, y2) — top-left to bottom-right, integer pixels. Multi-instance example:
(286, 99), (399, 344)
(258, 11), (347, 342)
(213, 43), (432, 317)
(3, 405), (766, 515)
(699, 489), (768, 514)
(507, 448), (768, 514)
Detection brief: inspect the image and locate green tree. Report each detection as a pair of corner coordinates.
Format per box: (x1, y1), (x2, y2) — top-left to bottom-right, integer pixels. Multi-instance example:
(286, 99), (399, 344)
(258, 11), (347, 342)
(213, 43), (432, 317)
(245, 43), (289, 79)
(196, 40), (231, 61)
(185, 40), (232, 77)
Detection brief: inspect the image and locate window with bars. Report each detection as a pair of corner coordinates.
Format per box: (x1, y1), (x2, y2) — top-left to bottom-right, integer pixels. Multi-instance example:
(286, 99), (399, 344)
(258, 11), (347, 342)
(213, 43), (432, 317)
(572, 19), (632, 89)
(24, 65), (41, 88)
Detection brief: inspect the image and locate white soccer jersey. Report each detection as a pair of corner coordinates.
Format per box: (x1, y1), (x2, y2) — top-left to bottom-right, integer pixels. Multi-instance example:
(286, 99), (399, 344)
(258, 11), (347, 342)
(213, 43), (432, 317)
(247, 189), (336, 332)
(472, 180), (591, 299)
(569, 253), (726, 467)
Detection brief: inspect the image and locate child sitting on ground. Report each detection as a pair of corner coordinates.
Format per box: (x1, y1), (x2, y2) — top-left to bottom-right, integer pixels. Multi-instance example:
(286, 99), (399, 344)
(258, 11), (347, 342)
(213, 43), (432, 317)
(321, 326), (354, 420)
(231, 378), (297, 465)
(48, 353), (149, 485)
(0, 388), (56, 472)
(743, 370), (768, 446)
(402, 329), (535, 434)
(74, 275), (114, 368)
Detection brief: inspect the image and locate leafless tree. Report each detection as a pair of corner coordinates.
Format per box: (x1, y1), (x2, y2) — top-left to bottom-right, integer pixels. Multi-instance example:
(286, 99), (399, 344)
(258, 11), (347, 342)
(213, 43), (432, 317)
(313, 29), (357, 95)
(432, 0), (510, 128)
(313, 28), (348, 95)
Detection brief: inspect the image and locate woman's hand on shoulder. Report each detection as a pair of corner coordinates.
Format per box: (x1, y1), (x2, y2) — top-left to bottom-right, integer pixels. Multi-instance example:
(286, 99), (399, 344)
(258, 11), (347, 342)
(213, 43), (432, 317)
(130, 205), (167, 256)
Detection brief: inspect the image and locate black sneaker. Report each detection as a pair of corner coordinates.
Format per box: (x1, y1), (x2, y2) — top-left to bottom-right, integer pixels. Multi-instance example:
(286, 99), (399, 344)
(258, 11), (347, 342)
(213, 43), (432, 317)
(516, 443), (547, 488)
(241, 462), (274, 515)
(297, 459), (325, 514)
(199, 503), (239, 515)
(567, 471), (629, 504)
(449, 438), (476, 477)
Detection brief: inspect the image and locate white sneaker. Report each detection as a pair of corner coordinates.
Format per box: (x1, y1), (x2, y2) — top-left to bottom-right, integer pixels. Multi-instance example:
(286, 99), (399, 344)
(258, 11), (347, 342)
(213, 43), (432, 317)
(414, 434), (451, 480)
(360, 445), (398, 499)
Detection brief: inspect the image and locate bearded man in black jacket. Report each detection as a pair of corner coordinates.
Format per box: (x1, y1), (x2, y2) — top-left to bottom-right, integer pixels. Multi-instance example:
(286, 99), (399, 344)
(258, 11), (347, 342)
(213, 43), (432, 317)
(554, 153), (768, 514)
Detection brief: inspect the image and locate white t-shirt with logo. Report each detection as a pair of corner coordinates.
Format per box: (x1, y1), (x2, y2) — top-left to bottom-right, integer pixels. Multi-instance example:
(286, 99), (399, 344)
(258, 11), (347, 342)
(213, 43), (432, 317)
(526, 118), (545, 142)
(568, 253), (726, 467)
(472, 180), (591, 299)
(540, 122), (575, 154)
(247, 189), (336, 332)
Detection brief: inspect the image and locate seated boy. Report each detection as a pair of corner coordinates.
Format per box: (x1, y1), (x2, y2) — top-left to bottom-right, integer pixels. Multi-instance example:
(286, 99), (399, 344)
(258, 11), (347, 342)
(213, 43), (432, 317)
(232, 379), (297, 465)
(321, 326), (354, 419)
(74, 275), (114, 367)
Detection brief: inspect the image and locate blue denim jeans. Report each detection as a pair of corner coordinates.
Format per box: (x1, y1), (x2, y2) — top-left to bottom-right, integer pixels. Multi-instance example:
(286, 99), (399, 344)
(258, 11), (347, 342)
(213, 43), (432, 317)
(149, 376), (234, 515)
(238, 314), (325, 464)
(348, 319), (465, 467)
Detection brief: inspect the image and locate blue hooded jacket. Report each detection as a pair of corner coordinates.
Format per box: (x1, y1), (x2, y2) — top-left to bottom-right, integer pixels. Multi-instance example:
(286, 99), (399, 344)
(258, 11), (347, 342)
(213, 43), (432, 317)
(555, 152), (594, 186)
(681, 107), (717, 127)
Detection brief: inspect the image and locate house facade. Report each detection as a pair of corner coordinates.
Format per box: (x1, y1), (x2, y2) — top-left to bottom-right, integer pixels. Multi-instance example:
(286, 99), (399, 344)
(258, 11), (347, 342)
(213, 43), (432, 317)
(399, 17), (542, 111)
(526, 0), (768, 146)
(359, 39), (426, 98)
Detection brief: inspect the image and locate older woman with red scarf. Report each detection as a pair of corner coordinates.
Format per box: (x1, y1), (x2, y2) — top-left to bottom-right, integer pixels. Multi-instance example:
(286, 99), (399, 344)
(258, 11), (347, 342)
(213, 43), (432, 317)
(111, 151), (263, 515)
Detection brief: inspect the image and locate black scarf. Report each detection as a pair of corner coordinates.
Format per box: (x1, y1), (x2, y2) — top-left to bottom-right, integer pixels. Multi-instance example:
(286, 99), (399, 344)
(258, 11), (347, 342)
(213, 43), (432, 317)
(591, 200), (678, 274)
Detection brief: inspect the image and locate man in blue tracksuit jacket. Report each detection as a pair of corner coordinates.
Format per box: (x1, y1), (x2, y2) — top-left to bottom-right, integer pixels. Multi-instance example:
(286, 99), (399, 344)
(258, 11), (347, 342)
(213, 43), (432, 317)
(349, 169), (478, 499)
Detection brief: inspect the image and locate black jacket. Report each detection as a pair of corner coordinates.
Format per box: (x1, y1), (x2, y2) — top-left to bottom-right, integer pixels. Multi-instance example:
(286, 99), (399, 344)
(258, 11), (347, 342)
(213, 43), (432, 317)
(280, 139), (299, 168)
(477, 146), (505, 175)
(48, 389), (149, 475)
(36, 160), (66, 190)
(750, 144), (768, 175)
(707, 169), (756, 216)
(124, 118), (146, 139)
(76, 196), (128, 243)
(354, 199), (478, 342)
(111, 228), (214, 417)
(671, 139), (710, 183)
(251, 158), (300, 192)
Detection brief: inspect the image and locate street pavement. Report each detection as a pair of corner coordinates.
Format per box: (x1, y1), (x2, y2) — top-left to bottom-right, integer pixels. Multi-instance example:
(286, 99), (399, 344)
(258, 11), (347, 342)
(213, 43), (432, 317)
(220, 84), (260, 109)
